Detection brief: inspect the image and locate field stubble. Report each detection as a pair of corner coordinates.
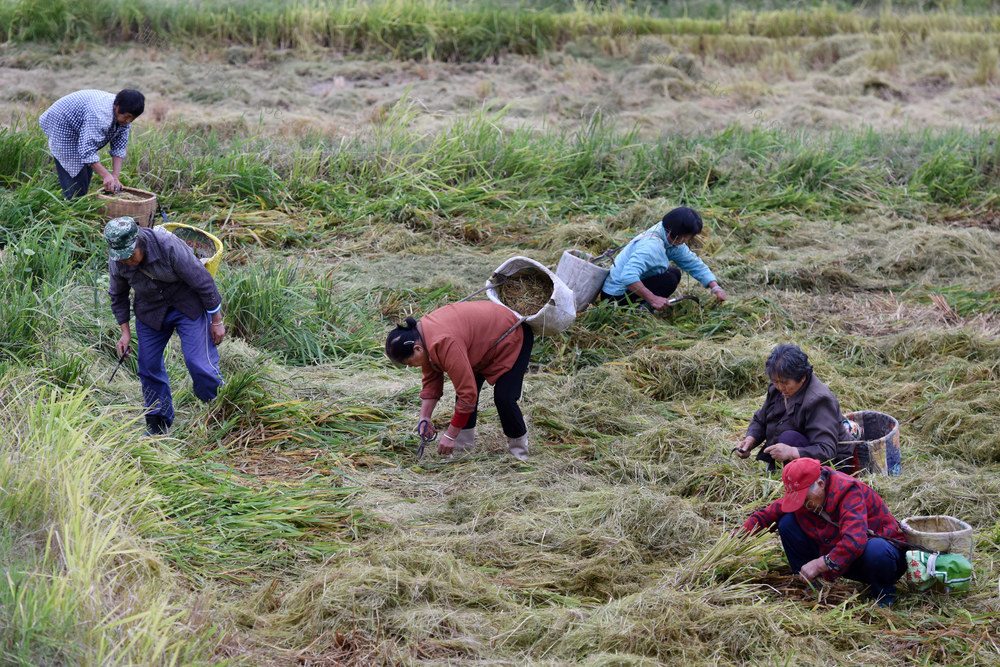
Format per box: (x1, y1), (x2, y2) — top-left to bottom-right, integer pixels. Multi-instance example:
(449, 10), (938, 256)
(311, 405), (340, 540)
(1, 4), (1000, 665)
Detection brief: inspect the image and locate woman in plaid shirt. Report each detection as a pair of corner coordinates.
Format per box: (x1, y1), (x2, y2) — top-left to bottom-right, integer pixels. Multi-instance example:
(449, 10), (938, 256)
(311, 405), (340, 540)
(39, 89), (144, 199)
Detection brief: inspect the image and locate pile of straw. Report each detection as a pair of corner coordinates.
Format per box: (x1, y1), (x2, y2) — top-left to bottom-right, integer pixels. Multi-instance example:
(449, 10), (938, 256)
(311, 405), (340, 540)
(496, 269), (552, 315)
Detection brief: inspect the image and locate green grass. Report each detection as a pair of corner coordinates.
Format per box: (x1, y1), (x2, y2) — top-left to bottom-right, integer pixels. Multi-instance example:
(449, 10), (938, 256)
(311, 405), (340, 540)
(2, 7), (1000, 663)
(1, 0), (998, 58)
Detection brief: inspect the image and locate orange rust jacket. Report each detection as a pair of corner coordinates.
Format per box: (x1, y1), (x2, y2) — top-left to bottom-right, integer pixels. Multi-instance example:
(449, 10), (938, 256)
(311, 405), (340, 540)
(417, 301), (524, 419)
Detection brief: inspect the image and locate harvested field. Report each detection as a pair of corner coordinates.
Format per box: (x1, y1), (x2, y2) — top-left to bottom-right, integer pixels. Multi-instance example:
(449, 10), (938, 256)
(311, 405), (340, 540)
(0, 0), (999, 665)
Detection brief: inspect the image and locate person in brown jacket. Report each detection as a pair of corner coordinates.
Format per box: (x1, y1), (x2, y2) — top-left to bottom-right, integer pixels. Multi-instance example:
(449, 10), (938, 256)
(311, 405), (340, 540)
(385, 301), (534, 460)
(734, 344), (854, 471)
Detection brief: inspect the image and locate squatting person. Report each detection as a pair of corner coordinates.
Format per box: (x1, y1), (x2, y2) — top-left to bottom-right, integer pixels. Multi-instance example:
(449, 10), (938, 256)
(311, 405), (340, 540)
(385, 301), (534, 460)
(734, 343), (855, 471)
(739, 457), (908, 606)
(600, 206), (727, 310)
(105, 216), (225, 435)
(39, 88), (145, 199)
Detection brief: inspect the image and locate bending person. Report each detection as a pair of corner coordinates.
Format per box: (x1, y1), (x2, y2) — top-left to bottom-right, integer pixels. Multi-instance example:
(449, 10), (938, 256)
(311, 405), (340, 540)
(385, 301), (534, 460)
(735, 344), (854, 471)
(739, 457), (908, 607)
(105, 216), (226, 435)
(40, 89), (145, 199)
(600, 206), (727, 310)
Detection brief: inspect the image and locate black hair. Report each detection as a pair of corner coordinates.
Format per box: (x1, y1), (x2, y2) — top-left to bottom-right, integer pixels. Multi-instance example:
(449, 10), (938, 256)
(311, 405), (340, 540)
(661, 206), (703, 239)
(765, 344), (813, 382)
(385, 317), (421, 364)
(114, 89), (145, 117)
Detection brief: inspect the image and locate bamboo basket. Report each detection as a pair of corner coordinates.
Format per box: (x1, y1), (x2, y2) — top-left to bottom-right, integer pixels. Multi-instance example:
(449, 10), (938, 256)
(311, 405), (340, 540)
(98, 187), (157, 228)
(844, 410), (901, 475)
(159, 222), (223, 277)
(902, 515), (973, 561)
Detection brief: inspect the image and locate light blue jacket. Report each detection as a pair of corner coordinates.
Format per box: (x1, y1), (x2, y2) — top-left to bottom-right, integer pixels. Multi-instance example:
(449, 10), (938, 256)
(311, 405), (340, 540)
(602, 221), (718, 296)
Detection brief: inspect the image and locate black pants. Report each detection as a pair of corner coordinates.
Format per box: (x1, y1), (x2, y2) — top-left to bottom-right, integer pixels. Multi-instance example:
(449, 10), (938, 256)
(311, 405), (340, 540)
(757, 429), (853, 473)
(601, 266), (681, 307)
(464, 324), (533, 438)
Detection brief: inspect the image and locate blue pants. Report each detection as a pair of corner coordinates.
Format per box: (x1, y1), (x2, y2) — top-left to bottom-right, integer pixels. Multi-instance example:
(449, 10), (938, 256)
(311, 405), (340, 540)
(778, 513), (907, 605)
(54, 159), (92, 199)
(136, 308), (223, 427)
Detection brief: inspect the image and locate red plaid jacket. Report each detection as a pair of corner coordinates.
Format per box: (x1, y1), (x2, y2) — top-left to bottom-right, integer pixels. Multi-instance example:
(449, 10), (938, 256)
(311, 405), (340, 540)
(742, 467), (904, 577)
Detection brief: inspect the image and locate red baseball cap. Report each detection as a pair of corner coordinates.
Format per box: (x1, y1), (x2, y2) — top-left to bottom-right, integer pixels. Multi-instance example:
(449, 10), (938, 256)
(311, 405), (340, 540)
(780, 457), (821, 512)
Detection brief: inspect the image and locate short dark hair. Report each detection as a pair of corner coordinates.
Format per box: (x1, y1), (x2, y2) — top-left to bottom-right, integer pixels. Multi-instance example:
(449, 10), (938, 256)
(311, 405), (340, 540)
(765, 344), (813, 382)
(661, 207), (703, 239)
(115, 89), (145, 117)
(385, 317), (421, 365)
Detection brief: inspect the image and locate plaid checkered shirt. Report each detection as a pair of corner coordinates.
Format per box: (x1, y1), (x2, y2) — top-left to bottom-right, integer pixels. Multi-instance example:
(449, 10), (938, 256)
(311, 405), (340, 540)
(39, 90), (131, 177)
(742, 467), (905, 579)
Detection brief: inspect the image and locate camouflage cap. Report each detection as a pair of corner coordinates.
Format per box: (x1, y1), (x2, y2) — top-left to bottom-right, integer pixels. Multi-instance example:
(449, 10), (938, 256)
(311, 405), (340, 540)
(103, 216), (139, 261)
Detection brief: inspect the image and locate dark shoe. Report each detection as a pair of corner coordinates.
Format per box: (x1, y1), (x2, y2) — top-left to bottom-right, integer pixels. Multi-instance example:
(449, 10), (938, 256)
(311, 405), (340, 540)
(145, 414), (168, 436)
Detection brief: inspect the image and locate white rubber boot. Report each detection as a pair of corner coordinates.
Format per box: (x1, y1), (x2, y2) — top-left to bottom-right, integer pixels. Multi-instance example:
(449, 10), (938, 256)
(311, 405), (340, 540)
(507, 434), (529, 461)
(454, 428), (476, 452)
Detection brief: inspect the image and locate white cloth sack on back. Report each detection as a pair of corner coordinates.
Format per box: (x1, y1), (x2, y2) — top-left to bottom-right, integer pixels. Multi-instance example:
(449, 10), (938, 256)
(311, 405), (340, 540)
(487, 256), (576, 337)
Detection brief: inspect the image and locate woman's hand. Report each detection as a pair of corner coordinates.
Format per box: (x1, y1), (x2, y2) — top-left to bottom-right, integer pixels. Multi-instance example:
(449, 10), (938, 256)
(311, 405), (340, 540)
(647, 294), (669, 311)
(763, 442), (800, 462)
(734, 435), (756, 458)
(437, 429), (459, 456)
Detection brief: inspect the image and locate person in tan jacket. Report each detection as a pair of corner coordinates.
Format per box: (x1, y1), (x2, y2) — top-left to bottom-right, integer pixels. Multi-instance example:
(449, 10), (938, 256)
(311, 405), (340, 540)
(385, 301), (534, 460)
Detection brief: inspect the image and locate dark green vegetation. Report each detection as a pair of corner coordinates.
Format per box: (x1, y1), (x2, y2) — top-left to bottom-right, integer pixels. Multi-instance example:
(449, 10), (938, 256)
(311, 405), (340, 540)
(2, 0), (1000, 59)
(1, 1), (1000, 664)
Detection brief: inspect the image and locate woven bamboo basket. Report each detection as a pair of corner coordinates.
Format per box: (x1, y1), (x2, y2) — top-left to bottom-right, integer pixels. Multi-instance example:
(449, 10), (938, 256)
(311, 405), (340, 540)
(98, 187), (158, 228)
(159, 223), (223, 277)
(902, 515), (973, 561)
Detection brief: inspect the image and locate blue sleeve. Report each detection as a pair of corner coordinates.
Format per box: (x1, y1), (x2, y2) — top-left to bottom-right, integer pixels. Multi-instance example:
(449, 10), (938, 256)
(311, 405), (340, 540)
(615, 238), (661, 286)
(668, 244), (717, 287)
(78, 113), (108, 165)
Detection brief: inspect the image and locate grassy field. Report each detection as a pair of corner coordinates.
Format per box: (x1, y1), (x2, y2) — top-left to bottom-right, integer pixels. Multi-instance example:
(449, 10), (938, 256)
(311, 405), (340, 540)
(1, 0), (1000, 664)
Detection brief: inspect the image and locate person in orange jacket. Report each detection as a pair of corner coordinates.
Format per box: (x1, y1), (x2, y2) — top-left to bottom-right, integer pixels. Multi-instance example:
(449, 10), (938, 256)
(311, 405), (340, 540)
(385, 301), (533, 460)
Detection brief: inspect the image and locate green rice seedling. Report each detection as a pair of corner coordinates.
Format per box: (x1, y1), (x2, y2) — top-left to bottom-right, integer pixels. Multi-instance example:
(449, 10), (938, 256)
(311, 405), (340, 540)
(217, 260), (326, 364)
(974, 46), (999, 83)
(0, 387), (223, 664)
(669, 529), (778, 588)
(530, 365), (656, 439)
(912, 143), (988, 205)
(877, 226), (1000, 282)
(0, 124), (49, 187)
(621, 338), (768, 401)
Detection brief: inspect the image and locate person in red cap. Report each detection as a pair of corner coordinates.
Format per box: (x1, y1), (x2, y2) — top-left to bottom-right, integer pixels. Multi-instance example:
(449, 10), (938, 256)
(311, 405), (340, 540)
(739, 457), (908, 606)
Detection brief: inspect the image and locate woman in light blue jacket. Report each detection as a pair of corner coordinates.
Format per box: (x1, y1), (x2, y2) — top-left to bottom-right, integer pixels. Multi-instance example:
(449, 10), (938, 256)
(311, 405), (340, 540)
(600, 206), (727, 311)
